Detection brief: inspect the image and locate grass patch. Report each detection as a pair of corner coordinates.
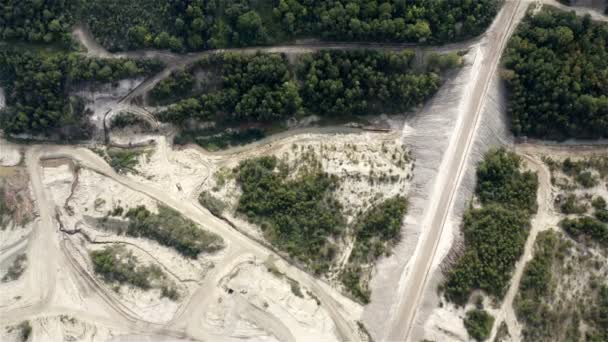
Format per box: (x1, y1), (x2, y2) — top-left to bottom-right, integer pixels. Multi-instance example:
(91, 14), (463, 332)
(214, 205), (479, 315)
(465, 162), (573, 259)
(107, 149), (146, 174)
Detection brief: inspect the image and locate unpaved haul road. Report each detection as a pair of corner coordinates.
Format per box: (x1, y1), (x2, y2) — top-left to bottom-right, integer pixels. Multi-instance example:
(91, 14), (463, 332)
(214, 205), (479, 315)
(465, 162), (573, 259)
(17, 145), (361, 342)
(385, 1), (525, 341)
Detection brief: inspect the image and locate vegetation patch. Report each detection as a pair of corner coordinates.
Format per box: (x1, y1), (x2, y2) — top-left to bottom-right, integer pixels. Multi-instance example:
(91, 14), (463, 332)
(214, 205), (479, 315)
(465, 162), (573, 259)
(515, 230), (608, 341)
(110, 112), (152, 130)
(443, 148), (538, 305)
(463, 309), (494, 341)
(1, 253), (27, 282)
(90, 244), (179, 300)
(0, 0), (76, 45)
(124, 205), (224, 258)
(503, 9), (608, 139)
(341, 196), (407, 303)
(198, 191), (226, 216)
(235, 156), (343, 274)
(174, 127), (267, 151)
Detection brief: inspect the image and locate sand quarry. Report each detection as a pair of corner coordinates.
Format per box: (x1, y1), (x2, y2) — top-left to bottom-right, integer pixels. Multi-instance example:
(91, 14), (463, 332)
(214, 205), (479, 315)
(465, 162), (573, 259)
(0, 126), (411, 341)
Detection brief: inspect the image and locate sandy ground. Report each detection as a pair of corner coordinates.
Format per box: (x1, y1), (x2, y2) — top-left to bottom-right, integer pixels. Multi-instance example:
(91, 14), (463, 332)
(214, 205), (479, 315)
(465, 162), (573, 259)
(0, 141), (22, 167)
(73, 79), (145, 131)
(1, 143), (365, 342)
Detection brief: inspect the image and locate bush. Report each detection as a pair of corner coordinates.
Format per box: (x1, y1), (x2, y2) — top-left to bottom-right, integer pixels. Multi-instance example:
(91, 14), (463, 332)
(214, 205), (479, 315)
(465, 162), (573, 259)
(18, 321), (31, 342)
(198, 191), (226, 216)
(463, 309), (494, 341)
(559, 194), (588, 215)
(592, 196), (606, 210)
(560, 217), (607, 246)
(1, 254), (27, 282)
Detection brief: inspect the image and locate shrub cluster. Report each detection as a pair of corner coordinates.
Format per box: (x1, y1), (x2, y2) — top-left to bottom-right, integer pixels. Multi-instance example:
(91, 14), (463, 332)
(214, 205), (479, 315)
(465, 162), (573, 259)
(124, 205), (224, 258)
(341, 196), (407, 303)
(235, 156), (343, 273)
(443, 148), (538, 305)
(463, 309), (495, 341)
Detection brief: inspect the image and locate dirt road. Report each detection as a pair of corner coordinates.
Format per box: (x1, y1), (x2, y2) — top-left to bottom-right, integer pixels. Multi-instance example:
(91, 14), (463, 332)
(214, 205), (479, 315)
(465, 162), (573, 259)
(384, 1), (526, 341)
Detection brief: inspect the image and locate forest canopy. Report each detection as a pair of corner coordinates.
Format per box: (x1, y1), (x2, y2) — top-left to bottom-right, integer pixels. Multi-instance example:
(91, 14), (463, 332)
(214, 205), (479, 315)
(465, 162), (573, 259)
(79, 0), (500, 52)
(158, 50), (447, 125)
(0, 0), (76, 45)
(502, 9), (608, 139)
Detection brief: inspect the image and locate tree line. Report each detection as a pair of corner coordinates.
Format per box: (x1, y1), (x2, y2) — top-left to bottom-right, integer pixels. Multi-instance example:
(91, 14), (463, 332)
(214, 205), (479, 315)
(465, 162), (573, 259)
(159, 50), (449, 125)
(3, 0), (499, 53)
(502, 9), (608, 139)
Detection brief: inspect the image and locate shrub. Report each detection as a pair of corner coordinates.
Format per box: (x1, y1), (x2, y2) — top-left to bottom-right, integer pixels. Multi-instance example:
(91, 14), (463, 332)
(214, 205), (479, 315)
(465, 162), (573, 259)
(463, 309), (494, 341)
(560, 194), (588, 215)
(560, 217), (607, 246)
(198, 191), (226, 216)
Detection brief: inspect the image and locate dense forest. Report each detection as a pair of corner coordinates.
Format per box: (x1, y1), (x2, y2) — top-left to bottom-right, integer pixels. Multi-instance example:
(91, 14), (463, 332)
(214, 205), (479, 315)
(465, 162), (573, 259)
(79, 0), (499, 52)
(159, 50), (447, 126)
(443, 148), (538, 305)
(0, 0), (76, 45)
(0, 50), (163, 138)
(502, 10), (608, 139)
